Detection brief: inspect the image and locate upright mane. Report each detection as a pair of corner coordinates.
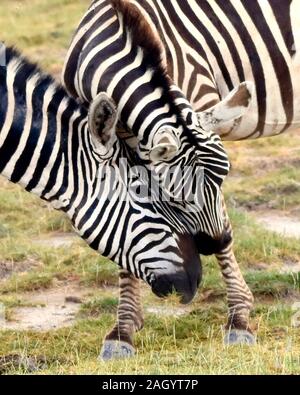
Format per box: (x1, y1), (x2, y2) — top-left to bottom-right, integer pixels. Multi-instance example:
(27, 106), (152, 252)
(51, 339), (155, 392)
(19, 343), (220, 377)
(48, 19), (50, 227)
(110, 1), (203, 150)
(111, 0), (165, 74)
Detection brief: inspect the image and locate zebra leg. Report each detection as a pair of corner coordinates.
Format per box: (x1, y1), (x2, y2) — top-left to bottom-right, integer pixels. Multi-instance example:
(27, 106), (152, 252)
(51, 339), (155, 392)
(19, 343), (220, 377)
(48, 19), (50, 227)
(99, 269), (144, 361)
(216, 201), (256, 345)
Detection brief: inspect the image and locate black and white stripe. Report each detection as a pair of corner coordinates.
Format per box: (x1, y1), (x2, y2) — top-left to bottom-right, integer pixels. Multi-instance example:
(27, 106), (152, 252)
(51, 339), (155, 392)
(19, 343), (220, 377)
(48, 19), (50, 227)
(62, 0), (299, 348)
(62, 0), (232, 242)
(129, 0), (300, 140)
(0, 46), (203, 304)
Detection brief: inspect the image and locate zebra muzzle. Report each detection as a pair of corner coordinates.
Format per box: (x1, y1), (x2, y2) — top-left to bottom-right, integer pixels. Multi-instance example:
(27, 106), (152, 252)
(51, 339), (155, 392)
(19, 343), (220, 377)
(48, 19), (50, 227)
(151, 267), (201, 304)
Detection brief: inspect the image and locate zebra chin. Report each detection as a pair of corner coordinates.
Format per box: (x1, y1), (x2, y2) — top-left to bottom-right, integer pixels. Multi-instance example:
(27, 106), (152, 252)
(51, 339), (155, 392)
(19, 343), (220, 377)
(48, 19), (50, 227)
(150, 233), (202, 304)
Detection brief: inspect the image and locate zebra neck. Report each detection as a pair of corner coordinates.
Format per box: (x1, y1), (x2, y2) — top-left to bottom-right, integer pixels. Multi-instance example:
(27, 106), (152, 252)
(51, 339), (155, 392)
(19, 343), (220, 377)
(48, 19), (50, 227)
(0, 60), (90, 210)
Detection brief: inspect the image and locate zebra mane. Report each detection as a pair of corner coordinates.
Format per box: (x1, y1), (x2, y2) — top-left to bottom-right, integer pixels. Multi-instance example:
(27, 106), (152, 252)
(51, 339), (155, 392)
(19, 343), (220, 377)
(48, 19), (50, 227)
(111, 0), (165, 74)
(110, 1), (198, 144)
(2, 46), (87, 118)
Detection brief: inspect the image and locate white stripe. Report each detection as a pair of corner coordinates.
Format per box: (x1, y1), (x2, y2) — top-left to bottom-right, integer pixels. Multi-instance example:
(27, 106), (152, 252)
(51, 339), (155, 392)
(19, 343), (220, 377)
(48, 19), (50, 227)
(0, 59), (20, 150)
(62, 2), (112, 83)
(18, 85), (57, 188)
(30, 99), (71, 197)
(78, 15), (119, 100)
(106, 44), (143, 96)
(2, 73), (40, 179)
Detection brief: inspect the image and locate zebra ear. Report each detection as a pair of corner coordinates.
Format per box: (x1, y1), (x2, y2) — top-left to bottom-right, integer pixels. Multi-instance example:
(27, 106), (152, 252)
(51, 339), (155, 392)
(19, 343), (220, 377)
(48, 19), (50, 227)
(196, 81), (254, 132)
(149, 129), (180, 162)
(88, 92), (118, 149)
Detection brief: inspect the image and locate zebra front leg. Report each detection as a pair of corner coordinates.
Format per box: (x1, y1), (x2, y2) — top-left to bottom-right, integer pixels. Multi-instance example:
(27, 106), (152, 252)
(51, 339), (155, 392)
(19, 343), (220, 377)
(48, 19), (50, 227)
(99, 269), (144, 361)
(216, 203), (256, 345)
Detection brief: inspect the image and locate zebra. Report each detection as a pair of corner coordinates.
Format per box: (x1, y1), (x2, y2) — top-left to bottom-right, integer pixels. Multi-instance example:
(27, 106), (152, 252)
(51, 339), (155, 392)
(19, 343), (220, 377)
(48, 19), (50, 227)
(62, 0), (300, 351)
(62, 0), (254, 240)
(0, 46), (215, 360)
(124, 0), (300, 345)
(62, 0), (256, 355)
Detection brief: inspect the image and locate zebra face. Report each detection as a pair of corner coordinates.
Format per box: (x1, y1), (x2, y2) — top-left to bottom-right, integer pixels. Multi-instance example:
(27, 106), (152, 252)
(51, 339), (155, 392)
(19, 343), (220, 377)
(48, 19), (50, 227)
(138, 82), (254, 241)
(149, 129), (229, 240)
(89, 83), (251, 260)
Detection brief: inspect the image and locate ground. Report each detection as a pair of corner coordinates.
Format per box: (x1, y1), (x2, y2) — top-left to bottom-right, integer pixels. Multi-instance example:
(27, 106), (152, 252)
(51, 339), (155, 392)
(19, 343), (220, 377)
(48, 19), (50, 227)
(0, 0), (300, 375)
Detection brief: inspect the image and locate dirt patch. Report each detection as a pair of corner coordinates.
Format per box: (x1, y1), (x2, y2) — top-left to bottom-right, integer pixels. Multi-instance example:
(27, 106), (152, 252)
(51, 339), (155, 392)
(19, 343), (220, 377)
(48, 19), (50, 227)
(252, 211), (300, 239)
(280, 260), (300, 274)
(32, 233), (78, 248)
(0, 285), (93, 331)
(0, 258), (41, 280)
(146, 306), (191, 317)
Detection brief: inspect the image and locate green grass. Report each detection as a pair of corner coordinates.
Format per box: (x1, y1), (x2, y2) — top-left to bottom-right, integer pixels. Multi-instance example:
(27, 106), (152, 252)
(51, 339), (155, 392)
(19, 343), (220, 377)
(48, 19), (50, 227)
(0, 303), (300, 374)
(224, 132), (300, 211)
(0, 0), (300, 375)
(0, 0), (89, 78)
(80, 297), (119, 317)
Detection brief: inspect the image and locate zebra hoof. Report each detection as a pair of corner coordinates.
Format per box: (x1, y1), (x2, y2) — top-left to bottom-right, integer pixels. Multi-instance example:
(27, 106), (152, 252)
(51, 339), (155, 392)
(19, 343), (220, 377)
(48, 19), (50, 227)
(99, 340), (135, 361)
(224, 330), (256, 346)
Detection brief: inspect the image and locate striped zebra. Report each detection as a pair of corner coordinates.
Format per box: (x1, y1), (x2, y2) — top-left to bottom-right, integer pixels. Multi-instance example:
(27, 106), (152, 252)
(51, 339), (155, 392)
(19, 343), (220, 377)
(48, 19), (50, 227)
(0, 46), (213, 360)
(123, 0), (300, 344)
(62, 0), (257, 353)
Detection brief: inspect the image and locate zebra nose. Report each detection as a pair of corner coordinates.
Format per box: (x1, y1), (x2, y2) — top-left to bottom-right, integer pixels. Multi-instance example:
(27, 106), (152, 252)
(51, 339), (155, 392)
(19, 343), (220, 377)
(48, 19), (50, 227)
(151, 269), (200, 304)
(150, 232), (202, 304)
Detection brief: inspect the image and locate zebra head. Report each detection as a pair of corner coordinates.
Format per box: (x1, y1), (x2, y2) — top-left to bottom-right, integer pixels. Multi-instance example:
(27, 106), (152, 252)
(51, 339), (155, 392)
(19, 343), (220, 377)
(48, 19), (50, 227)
(0, 48), (203, 305)
(88, 82), (253, 246)
(150, 82), (254, 242)
(80, 1), (254, 246)
(61, 0), (253, 252)
(82, 93), (203, 303)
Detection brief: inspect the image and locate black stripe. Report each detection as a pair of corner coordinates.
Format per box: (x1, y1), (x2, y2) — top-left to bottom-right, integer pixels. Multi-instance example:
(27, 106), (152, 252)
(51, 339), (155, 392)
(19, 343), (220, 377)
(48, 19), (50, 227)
(197, 0), (246, 83)
(241, 0), (294, 133)
(269, 0), (295, 57)
(0, 65), (8, 130)
(177, 0), (234, 91)
(152, 0), (185, 88)
(216, 0), (267, 139)
(0, 62), (34, 173)
(156, 0), (214, 80)
(63, 7), (115, 99)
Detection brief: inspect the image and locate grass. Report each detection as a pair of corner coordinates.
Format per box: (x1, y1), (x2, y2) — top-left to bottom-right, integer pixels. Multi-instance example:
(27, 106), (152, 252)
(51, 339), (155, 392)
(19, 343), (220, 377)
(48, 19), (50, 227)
(0, 0), (89, 78)
(0, 303), (300, 374)
(0, 0), (300, 375)
(224, 131), (300, 211)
